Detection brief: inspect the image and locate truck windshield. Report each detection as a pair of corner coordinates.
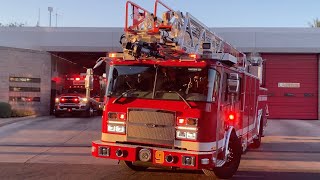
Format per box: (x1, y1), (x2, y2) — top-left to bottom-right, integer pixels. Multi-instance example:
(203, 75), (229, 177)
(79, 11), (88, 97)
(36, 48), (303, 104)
(64, 88), (86, 94)
(106, 65), (218, 102)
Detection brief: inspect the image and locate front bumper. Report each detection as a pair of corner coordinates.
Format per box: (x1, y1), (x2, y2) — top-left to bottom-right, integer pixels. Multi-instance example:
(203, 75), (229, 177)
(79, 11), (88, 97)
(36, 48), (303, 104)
(92, 140), (215, 170)
(54, 103), (90, 113)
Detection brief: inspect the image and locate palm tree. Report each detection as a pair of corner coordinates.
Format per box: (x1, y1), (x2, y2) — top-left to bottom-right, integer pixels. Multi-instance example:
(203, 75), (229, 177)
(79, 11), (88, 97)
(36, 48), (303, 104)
(309, 18), (320, 27)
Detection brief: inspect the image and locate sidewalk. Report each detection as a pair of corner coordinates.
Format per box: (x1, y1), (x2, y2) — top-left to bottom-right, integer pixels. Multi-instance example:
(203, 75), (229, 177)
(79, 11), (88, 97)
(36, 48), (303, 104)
(0, 115), (52, 127)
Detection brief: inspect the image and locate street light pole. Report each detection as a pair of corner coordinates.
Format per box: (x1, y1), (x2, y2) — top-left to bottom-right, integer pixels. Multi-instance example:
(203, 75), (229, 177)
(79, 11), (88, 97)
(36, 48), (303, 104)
(48, 7), (53, 27)
(55, 12), (58, 27)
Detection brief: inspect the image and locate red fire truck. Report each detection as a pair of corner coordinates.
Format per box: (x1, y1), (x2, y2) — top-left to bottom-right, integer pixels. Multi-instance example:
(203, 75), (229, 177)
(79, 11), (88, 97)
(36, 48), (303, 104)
(54, 72), (105, 117)
(91, 1), (268, 178)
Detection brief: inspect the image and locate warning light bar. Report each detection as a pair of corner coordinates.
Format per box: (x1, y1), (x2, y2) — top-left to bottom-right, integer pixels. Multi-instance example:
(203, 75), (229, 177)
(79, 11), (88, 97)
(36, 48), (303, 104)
(108, 53), (123, 58)
(189, 54), (199, 59)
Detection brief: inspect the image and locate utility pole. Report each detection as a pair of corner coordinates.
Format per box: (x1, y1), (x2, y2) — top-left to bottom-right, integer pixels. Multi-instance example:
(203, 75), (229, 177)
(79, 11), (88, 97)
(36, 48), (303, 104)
(48, 7), (53, 27)
(55, 12), (58, 27)
(36, 8), (40, 27)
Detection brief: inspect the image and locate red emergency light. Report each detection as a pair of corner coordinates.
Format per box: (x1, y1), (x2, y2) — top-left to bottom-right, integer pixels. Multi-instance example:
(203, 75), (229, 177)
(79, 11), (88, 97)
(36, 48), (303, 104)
(176, 117), (198, 126)
(177, 117), (185, 125)
(189, 54), (199, 59)
(228, 114), (235, 121)
(227, 112), (236, 121)
(60, 98), (66, 102)
(75, 77), (81, 81)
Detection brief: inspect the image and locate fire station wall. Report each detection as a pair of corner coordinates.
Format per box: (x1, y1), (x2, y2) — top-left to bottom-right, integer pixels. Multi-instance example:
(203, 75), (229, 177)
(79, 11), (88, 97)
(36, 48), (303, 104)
(262, 53), (318, 120)
(0, 47), (51, 115)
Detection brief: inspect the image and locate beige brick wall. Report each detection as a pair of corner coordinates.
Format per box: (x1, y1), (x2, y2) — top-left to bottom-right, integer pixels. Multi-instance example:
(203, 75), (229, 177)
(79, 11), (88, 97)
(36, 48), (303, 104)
(0, 47), (51, 115)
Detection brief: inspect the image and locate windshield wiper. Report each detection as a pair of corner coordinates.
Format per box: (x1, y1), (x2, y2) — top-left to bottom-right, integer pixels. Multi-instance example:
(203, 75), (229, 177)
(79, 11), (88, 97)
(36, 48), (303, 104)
(112, 89), (136, 104)
(169, 91), (192, 108)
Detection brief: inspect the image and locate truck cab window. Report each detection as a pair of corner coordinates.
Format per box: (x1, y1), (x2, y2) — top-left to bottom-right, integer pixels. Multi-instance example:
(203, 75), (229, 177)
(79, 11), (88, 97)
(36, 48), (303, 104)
(222, 72), (228, 102)
(106, 66), (219, 102)
(207, 69), (220, 102)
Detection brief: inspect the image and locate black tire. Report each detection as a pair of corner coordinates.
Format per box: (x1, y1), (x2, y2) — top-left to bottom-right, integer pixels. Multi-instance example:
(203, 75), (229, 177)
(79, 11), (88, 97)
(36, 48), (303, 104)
(251, 119), (263, 149)
(212, 132), (242, 179)
(121, 161), (148, 171)
(54, 110), (61, 118)
(97, 110), (103, 116)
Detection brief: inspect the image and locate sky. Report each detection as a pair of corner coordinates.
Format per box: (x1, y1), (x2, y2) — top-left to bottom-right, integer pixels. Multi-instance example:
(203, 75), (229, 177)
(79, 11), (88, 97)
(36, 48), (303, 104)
(0, 0), (319, 27)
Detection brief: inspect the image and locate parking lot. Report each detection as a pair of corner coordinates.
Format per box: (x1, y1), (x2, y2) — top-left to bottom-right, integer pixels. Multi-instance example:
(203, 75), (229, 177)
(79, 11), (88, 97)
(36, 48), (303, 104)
(0, 116), (319, 180)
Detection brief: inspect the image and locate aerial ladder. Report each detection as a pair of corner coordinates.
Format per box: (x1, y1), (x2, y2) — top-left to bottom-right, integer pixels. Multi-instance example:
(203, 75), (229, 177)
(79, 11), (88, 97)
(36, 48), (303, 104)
(120, 0), (248, 68)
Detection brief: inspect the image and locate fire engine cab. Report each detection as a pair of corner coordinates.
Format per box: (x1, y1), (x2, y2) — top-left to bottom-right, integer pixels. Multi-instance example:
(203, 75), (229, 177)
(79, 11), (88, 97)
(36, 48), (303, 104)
(91, 1), (268, 178)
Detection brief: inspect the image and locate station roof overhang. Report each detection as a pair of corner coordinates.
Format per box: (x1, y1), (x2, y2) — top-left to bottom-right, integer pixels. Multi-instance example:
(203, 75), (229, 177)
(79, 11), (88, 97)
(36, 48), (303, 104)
(1, 27), (320, 53)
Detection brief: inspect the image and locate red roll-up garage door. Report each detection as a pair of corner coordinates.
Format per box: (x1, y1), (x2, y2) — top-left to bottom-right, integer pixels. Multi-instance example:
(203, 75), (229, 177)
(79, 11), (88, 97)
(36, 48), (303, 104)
(262, 54), (318, 119)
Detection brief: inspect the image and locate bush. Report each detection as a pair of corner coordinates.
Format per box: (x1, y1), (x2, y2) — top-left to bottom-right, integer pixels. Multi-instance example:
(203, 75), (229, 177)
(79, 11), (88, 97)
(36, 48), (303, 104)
(11, 109), (35, 117)
(0, 102), (12, 118)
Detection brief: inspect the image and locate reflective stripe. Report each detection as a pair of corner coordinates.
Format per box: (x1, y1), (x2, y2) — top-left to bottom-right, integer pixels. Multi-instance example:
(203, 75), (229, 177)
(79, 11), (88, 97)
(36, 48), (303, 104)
(101, 132), (225, 152)
(107, 120), (125, 125)
(174, 139), (225, 151)
(176, 126), (197, 131)
(237, 123), (256, 136)
(94, 140), (214, 155)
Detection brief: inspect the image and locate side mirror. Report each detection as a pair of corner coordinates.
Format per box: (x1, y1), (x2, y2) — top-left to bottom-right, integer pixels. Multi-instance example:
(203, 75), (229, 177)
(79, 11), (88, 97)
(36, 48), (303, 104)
(85, 69), (94, 90)
(227, 73), (240, 94)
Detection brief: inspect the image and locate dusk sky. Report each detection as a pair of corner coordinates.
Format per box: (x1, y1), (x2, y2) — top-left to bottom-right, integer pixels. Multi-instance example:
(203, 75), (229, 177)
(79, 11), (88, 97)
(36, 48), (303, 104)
(0, 0), (319, 27)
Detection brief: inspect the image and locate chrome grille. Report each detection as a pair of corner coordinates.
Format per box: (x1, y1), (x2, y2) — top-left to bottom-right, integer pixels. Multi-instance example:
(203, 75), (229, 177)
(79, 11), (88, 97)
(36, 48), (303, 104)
(127, 109), (175, 146)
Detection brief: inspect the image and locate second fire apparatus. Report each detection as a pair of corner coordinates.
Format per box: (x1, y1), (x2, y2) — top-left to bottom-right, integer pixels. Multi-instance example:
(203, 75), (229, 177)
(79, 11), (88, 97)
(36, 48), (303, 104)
(54, 72), (105, 117)
(91, 1), (268, 178)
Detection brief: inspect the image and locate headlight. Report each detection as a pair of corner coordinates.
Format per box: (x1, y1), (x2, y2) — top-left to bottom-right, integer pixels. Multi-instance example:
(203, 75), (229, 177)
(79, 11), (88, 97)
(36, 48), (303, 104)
(107, 124), (116, 132)
(176, 130), (197, 140)
(176, 130), (187, 139)
(107, 124), (126, 134)
(186, 132), (197, 140)
(115, 126), (125, 133)
(81, 98), (88, 102)
(80, 98), (88, 104)
(55, 98), (59, 103)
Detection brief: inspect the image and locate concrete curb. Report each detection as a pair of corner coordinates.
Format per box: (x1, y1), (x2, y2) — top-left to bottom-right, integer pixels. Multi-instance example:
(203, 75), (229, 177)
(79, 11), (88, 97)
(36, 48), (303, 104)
(0, 115), (52, 127)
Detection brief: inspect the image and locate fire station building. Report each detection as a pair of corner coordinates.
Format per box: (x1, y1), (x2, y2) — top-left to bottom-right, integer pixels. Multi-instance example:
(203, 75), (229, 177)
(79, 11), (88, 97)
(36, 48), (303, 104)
(0, 27), (319, 120)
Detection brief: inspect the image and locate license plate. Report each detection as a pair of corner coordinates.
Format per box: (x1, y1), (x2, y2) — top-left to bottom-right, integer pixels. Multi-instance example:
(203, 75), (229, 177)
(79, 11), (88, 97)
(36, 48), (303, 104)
(154, 150), (164, 164)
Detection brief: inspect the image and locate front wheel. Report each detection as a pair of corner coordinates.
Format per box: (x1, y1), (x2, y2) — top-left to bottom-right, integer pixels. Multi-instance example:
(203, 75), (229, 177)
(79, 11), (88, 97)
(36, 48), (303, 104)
(121, 161), (148, 171)
(54, 110), (61, 118)
(203, 132), (242, 179)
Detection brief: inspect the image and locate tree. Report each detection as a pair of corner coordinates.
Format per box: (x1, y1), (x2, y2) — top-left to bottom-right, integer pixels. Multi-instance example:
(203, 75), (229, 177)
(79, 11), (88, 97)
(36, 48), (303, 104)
(7, 22), (25, 27)
(308, 18), (320, 27)
(0, 22), (25, 27)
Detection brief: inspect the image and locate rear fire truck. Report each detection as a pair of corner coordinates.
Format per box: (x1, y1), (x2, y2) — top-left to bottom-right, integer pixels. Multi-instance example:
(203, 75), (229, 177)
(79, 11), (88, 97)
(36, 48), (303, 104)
(91, 0), (268, 178)
(54, 72), (105, 117)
